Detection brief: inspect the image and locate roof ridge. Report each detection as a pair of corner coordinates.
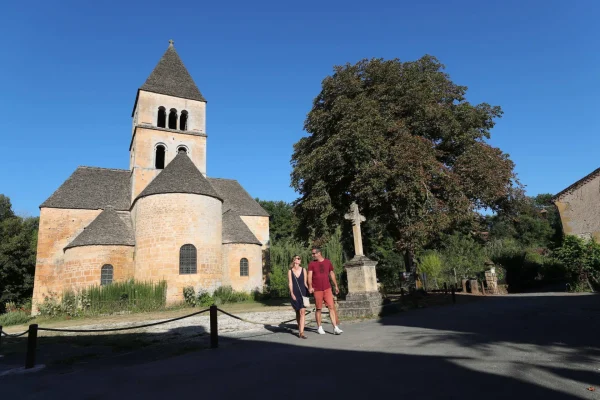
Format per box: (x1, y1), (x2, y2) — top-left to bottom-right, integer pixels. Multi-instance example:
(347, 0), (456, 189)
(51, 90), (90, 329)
(554, 167), (600, 201)
(78, 166), (130, 173)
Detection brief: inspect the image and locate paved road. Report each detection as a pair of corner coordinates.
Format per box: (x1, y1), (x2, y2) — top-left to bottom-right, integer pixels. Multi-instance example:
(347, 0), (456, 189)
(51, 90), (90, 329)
(2, 293), (600, 399)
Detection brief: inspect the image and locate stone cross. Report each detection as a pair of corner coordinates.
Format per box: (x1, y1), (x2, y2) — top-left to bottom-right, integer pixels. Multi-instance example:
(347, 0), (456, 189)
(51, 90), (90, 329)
(345, 202), (366, 256)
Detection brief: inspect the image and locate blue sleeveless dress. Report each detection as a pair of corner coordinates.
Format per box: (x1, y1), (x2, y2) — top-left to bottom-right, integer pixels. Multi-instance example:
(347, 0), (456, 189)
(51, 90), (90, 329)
(290, 268), (308, 311)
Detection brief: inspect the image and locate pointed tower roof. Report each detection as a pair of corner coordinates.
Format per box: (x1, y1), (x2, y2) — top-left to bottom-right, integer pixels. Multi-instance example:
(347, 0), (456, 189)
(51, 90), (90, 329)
(65, 208), (135, 250)
(140, 40), (206, 102)
(136, 151), (222, 202)
(222, 209), (262, 245)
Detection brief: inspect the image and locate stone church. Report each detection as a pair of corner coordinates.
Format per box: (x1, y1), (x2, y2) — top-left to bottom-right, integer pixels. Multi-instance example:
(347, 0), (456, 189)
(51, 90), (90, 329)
(554, 167), (600, 241)
(32, 41), (269, 308)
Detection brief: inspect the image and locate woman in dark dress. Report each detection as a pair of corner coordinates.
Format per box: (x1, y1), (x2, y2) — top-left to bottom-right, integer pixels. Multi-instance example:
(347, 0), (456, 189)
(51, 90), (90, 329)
(288, 255), (309, 339)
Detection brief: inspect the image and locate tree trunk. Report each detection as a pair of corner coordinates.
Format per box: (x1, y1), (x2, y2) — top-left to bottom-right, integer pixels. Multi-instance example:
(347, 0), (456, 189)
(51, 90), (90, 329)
(404, 249), (414, 273)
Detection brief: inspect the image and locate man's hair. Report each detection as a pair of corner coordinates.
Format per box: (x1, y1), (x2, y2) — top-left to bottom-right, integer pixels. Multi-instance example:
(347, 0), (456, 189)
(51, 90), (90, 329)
(311, 246), (322, 254)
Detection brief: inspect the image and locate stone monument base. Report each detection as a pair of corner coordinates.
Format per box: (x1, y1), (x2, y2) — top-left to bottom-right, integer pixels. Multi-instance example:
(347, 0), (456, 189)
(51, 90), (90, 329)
(337, 291), (383, 318)
(336, 255), (383, 318)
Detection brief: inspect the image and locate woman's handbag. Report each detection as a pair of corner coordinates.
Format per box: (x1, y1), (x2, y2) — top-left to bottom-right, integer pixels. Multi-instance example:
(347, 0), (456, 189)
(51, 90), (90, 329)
(293, 270), (311, 308)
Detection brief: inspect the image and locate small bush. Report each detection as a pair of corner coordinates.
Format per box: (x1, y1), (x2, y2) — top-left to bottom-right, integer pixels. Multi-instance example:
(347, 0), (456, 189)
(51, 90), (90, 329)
(197, 291), (214, 307)
(0, 310), (33, 326)
(213, 286), (252, 304)
(183, 286), (197, 307)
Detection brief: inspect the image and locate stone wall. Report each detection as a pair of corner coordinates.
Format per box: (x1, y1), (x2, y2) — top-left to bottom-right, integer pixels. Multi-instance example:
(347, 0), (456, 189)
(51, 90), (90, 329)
(222, 243), (263, 292)
(555, 173), (600, 242)
(62, 245), (134, 290)
(134, 91), (206, 136)
(32, 208), (101, 310)
(132, 193), (222, 304)
(130, 126), (207, 201)
(239, 216), (269, 249)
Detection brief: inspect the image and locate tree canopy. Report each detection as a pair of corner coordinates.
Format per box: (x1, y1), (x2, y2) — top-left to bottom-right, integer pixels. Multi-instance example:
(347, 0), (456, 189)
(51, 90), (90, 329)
(291, 56), (517, 261)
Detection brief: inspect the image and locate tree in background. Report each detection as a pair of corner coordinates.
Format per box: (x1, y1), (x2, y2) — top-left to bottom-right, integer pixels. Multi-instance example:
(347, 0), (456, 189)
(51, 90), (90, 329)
(0, 195), (39, 311)
(291, 56), (517, 275)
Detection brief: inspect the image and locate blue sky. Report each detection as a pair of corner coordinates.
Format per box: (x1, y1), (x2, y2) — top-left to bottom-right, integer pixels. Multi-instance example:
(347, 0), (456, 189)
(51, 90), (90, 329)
(1, 0), (598, 217)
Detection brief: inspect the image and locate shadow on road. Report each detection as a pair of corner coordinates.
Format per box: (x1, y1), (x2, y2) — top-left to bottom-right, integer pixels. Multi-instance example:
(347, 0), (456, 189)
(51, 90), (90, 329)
(0, 293), (598, 399)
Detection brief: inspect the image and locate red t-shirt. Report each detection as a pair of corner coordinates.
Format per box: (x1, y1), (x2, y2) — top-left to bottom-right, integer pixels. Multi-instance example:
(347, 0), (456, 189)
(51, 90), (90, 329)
(308, 259), (334, 291)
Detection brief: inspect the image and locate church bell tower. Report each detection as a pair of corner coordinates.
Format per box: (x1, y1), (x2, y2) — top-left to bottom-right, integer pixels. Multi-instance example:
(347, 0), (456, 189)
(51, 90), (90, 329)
(129, 40), (208, 202)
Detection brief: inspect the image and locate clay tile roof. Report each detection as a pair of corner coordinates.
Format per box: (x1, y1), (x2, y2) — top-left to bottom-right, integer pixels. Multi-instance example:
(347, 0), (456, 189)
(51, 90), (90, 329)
(139, 42), (206, 102)
(65, 209), (135, 250)
(207, 178), (269, 217)
(136, 152), (222, 201)
(40, 167), (130, 211)
(222, 209), (262, 245)
(553, 167), (600, 201)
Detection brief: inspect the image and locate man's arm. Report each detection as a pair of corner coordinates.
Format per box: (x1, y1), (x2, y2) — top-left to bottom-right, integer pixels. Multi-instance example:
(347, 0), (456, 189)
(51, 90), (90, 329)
(329, 269), (339, 295)
(307, 270), (314, 293)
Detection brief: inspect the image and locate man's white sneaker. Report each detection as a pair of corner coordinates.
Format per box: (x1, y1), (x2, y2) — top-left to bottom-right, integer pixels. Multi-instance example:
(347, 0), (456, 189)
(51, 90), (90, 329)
(334, 326), (343, 335)
(317, 326), (326, 335)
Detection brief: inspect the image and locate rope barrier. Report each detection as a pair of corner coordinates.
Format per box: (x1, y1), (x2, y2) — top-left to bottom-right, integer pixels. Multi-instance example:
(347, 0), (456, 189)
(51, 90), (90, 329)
(36, 308), (210, 333)
(1, 329), (29, 338)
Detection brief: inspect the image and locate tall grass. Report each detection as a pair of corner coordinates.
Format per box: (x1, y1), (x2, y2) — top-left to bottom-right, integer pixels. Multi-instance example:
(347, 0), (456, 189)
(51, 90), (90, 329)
(84, 279), (167, 314)
(38, 279), (168, 317)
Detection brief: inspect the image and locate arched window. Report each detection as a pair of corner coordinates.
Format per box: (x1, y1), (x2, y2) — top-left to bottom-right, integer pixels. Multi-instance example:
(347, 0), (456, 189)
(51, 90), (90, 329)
(180, 110), (188, 131)
(180, 244), (197, 274)
(168, 108), (178, 130)
(240, 258), (249, 277)
(101, 264), (113, 286)
(155, 145), (166, 169)
(157, 107), (166, 128)
(177, 146), (187, 154)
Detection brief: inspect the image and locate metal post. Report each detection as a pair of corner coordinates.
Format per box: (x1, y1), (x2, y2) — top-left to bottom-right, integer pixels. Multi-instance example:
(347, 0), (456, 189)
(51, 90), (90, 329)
(25, 324), (38, 369)
(400, 288), (405, 304)
(0, 325), (3, 350)
(210, 305), (218, 349)
(451, 285), (456, 304)
(444, 282), (448, 295)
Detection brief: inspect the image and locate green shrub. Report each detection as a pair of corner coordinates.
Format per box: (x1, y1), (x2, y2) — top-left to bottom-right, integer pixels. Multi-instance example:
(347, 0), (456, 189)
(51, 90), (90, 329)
(183, 286), (197, 307)
(197, 291), (214, 307)
(0, 310), (33, 326)
(418, 250), (443, 290)
(213, 286), (252, 304)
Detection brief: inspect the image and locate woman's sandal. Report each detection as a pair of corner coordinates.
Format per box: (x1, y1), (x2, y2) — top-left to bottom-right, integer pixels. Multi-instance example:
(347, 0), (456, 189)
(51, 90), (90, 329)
(299, 332), (308, 339)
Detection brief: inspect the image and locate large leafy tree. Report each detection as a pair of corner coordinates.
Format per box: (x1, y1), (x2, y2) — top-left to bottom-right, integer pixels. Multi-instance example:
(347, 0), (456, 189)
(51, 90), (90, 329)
(256, 199), (298, 243)
(0, 195), (39, 309)
(291, 56), (517, 270)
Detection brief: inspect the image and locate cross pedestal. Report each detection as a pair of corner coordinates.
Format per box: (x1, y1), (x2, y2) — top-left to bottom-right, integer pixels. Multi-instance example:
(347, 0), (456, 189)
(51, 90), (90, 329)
(337, 203), (383, 319)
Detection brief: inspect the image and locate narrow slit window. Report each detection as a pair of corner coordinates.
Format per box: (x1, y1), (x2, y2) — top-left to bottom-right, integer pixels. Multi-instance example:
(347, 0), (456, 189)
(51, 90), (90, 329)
(180, 110), (188, 131)
(157, 107), (166, 128)
(101, 264), (113, 286)
(180, 244), (197, 274)
(155, 145), (166, 169)
(168, 109), (177, 129)
(240, 258), (249, 277)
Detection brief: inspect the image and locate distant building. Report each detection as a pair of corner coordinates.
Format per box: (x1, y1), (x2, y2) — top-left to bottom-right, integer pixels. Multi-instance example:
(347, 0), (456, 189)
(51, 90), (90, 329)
(553, 167), (600, 241)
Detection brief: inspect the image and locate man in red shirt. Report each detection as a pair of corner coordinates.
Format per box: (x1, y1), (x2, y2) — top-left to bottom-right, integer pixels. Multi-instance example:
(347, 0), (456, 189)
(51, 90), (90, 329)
(308, 247), (343, 335)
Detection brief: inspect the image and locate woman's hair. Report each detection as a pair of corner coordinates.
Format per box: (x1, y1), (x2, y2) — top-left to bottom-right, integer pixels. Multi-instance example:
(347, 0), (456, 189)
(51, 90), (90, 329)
(289, 255), (301, 269)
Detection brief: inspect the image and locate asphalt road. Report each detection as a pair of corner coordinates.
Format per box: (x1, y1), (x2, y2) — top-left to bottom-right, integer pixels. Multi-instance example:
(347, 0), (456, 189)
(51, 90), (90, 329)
(2, 293), (600, 399)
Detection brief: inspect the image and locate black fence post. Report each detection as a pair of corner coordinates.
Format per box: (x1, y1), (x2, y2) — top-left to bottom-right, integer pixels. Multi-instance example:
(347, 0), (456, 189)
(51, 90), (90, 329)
(25, 324), (38, 369)
(444, 282), (448, 295)
(210, 305), (218, 349)
(400, 288), (405, 304)
(0, 325), (3, 350)
(451, 285), (456, 304)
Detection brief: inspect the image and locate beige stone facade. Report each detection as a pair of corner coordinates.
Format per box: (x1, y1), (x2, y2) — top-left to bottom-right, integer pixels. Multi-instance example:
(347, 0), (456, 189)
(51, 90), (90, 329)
(554, 169), (600, 241)
(32, 42), (269, 311)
